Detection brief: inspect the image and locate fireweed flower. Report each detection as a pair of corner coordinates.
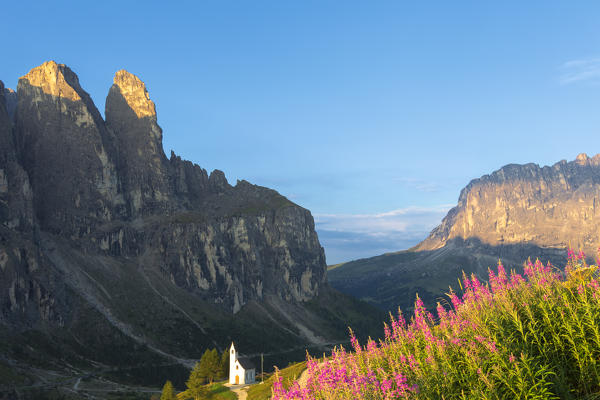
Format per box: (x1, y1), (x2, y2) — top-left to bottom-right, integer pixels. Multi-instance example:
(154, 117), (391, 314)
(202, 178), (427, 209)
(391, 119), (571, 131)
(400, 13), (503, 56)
(273, 255), (600, 400)
(383, 323), (391, 340)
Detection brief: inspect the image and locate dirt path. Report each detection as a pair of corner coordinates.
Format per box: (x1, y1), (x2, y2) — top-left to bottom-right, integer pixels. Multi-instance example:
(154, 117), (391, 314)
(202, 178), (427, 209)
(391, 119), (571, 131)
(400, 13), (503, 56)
(297, 360), (325, 389)
(297, 368), (310, 388)
(225, 383), (249, 400)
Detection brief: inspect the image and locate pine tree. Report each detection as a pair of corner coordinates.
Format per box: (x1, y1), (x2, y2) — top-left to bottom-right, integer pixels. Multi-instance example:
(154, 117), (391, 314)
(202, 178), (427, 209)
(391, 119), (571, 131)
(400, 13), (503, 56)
(160, 380), (176, 400)
(186, 361), (208, 400)
(206, 348), (220, 383)
(197, 349), (211, 383)
(219, 348), (229, 379)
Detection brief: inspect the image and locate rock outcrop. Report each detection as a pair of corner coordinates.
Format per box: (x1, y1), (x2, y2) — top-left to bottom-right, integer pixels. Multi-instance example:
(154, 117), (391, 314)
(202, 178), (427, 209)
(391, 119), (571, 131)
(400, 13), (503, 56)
(0, 79), (62, 327)
(0, 80), (33, 230)
(105, 70), (171, 217)
(15, 61), (122, 235)
(417, 154), (600, 253)
(3, 86), (17, 121)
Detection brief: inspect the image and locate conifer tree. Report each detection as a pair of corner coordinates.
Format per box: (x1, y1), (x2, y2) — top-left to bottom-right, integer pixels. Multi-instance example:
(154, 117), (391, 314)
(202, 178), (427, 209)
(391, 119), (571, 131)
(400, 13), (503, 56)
(160, 380), (176, 400)
(205, 348), (220, 384)
(197, 349), (211, 383)
(190, 347), (223, 389)
(186, 361), (208, 400)
(219, 348), (229, 379)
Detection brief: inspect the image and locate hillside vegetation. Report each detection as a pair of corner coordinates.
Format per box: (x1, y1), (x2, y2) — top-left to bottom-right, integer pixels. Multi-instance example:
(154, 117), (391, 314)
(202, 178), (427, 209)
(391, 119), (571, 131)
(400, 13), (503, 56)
(273, 249), (600, 399)
(247, 362), (307, 400)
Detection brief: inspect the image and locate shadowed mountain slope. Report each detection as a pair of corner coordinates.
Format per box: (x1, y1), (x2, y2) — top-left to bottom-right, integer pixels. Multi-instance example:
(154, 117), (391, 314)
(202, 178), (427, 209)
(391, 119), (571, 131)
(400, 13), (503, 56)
(0, 62), (383, 398)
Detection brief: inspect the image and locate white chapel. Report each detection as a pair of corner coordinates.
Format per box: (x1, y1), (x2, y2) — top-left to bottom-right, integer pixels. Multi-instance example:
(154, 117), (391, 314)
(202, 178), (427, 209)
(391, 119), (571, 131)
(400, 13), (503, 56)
(229, 342), (256, 385)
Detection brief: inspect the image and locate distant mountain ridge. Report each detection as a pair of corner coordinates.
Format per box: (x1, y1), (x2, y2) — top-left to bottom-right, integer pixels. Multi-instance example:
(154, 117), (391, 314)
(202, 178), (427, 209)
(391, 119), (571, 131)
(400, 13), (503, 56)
(418, 153), (600, 253)
(329, 155), (600, 312)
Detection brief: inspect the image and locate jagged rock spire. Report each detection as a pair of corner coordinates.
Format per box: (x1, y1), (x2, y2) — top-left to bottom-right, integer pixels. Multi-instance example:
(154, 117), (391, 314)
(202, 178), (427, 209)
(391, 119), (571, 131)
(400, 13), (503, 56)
(105, 69), (170, 217)
(110, 69), (157, 119)
(15, 61), (121, 234)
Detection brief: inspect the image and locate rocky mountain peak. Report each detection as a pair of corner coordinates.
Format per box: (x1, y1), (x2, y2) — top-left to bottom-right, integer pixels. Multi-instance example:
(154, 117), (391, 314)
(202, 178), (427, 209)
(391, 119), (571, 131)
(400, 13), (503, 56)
(105, 69), (162, 145)
(105, 69), (168, 217)
(110, 69), (156, 119)
(417, 154), (600, 253)
(576, 152), (589, 165)
(20, 60), (83, 102)
(15, 61), (121, 234)
(575, 152), (600, 166)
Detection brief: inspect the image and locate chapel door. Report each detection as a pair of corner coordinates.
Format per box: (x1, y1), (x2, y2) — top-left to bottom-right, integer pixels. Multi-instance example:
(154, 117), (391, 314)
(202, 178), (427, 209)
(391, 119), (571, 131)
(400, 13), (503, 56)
(235, 375), (239, 385)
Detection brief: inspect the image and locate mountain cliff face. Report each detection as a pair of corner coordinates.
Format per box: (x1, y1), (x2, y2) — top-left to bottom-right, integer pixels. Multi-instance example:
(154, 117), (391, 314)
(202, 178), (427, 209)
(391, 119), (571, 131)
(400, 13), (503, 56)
(15, 62), (123, 236)
(0, 62), (381, 397)
(6, 61), (325, 316)
(3, 86), (16, 121)
(417, 154), (600, 253)
(105, 69), (170, 217)
(329, 155), (600, 312)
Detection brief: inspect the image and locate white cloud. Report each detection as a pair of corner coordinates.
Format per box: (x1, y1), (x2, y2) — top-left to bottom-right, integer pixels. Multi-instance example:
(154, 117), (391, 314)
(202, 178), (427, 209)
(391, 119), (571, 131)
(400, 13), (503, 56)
(559, 58), (600, 85)
(315, 205), (453, 263)
(315, 205), (452, 235)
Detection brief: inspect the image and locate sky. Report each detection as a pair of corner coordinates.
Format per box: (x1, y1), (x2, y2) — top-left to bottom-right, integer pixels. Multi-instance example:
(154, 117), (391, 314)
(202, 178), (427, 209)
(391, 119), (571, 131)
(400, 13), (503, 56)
(2, 1), (600, 263)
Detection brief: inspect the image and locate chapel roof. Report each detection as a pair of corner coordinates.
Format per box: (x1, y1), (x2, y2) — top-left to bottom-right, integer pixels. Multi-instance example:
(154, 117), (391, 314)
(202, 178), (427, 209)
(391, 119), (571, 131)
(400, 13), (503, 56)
(237, 357), (256, 370)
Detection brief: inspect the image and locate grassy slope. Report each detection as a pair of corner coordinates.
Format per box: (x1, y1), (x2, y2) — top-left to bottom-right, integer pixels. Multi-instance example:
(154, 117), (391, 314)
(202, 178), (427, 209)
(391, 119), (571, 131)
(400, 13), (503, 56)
(175, 382), (236, 400)
(0, 360), (28, 386)
(0, 265), (384, 397)
(328, 240), (567, 313)
(206, 383), (237, 400)
(247, 362), (307, 400)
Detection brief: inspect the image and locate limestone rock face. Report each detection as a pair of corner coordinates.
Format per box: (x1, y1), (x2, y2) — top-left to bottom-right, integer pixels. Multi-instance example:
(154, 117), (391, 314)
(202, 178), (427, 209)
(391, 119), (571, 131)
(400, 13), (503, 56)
(15, 61), (122, 235)
(0, 80), (62, 326)
(152, 205), (324, 313)
(105, 70), (170, 217)
(110, 70), (158, 119)
(417, 154), (600, 253)
(0, 80), (33, 231)
(169, 151), (209, 202)
(3, 86), (17, 121)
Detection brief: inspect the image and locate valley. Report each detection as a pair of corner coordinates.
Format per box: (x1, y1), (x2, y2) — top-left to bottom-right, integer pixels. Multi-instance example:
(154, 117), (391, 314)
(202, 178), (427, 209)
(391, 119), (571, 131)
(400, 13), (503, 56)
(329, 155), (600, 313)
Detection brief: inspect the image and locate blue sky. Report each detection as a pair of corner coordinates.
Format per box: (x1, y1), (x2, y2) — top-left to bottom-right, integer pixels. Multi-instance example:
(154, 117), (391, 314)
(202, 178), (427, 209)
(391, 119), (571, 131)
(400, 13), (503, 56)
(3, 1), (600, 263)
